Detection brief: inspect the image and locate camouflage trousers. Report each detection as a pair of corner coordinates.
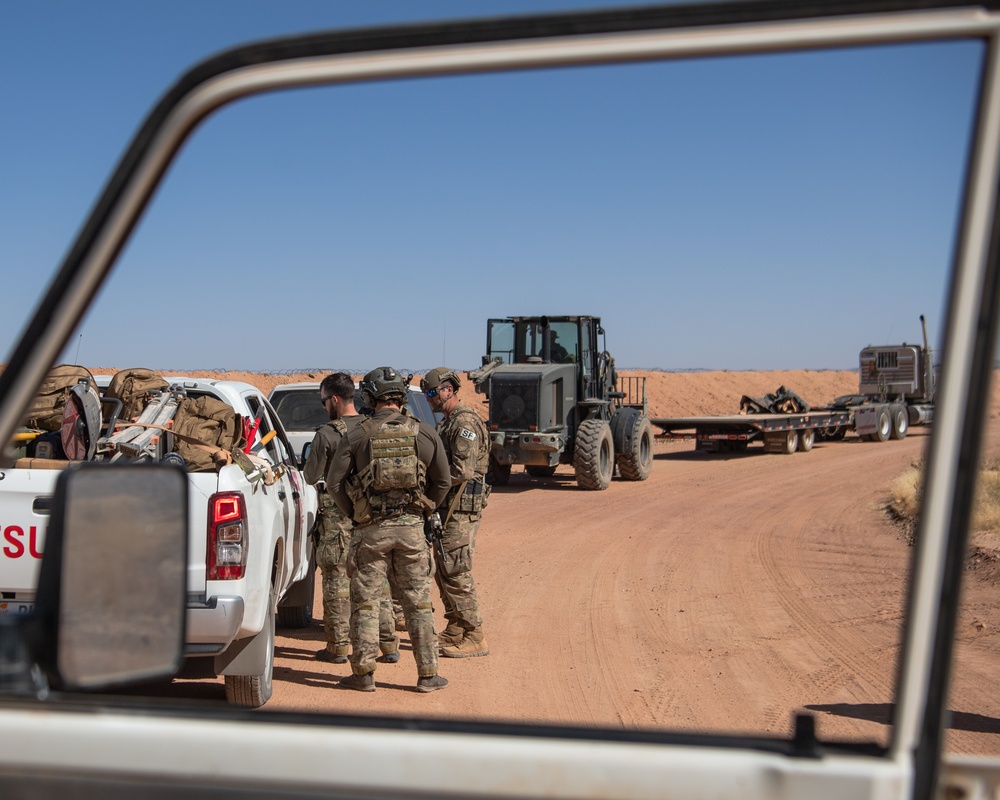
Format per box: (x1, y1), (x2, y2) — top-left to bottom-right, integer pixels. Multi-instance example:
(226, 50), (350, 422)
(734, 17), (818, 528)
(348, 518), (437, 677)
(433, 511), (483, 631)
(317, 519), (398, 657)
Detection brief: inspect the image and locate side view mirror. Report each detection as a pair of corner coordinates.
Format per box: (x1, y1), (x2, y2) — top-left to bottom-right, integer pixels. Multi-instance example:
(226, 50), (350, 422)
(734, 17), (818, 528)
(28, 463), (188, 692)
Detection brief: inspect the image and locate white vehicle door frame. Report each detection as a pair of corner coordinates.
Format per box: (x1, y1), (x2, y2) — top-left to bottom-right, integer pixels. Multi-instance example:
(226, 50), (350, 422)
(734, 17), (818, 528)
(3, 2), (1000, 798)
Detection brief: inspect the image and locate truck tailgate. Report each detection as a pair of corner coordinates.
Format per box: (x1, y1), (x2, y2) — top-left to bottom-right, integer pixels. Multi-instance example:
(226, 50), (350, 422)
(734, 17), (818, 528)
(0, 468), (59, 605)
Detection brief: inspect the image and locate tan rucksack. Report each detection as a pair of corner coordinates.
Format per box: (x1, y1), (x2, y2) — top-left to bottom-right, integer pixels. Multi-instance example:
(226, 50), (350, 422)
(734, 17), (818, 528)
(24, 364), (99, 432)
(171, 396), (245, 472)
(105, 368), (169, 422)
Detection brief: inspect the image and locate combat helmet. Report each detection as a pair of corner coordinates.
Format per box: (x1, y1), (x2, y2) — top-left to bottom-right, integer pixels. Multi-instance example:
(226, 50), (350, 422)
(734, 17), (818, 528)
(360, 366), (409, 407)
(420, 367), (461, 394)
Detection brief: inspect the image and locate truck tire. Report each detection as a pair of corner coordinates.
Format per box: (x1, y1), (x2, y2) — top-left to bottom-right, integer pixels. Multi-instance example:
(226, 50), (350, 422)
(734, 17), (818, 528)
(526, 465), (557, 477)
(574, 419), (614, 490)
(225, 596), (275, 708)
(277, 551), (316, 629)
(890, 404), (909, 440)
(874, 405), (892, 442)
(797, 428), (815, 452)
(616, 414), (654, 481)
(486, 455), (511, 486)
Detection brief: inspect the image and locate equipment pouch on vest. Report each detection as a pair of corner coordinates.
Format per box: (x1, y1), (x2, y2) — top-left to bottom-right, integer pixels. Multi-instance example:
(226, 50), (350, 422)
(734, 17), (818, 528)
(347, 477), (373, 526)
(367, 417), (422, 491)
(458, 478), (489, 514)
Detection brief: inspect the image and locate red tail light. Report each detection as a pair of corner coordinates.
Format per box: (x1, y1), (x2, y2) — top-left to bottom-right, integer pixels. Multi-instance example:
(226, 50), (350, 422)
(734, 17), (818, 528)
(208, 491), (247, 580)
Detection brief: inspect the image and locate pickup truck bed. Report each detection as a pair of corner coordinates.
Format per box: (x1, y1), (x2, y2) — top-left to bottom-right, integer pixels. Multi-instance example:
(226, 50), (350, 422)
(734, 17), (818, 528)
(1, 377), (317, 707)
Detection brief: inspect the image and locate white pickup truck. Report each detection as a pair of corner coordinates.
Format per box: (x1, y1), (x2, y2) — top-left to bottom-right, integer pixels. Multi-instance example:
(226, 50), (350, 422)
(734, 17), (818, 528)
(0, 377), (317, 707)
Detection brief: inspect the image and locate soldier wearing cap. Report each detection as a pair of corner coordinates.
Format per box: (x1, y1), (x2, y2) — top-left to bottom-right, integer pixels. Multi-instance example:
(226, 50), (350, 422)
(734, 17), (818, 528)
(327, 366), (451, 692)
(420, 367), (491, 658)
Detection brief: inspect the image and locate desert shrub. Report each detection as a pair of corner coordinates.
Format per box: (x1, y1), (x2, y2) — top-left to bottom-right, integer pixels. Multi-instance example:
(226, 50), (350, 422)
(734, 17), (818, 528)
(888, 461), (1000, 538)
(888, 464), (923, 522)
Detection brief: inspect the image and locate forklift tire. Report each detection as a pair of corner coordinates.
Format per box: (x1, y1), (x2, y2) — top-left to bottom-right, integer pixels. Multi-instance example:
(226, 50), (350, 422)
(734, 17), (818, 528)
(890, 404), (908, 440)
(616, 414), (654, 481)
(574, 419), (614, 490)
(486, 456), (511, 486)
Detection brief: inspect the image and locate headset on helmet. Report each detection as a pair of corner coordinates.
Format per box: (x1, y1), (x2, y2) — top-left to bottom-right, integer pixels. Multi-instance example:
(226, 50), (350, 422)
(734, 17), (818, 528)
(360, 366), (409, 407)
(419, 367), (460, 394)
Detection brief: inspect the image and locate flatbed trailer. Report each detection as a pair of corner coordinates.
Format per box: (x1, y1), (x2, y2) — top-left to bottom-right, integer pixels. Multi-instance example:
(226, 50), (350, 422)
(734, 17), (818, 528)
(651, 410), (852, 454)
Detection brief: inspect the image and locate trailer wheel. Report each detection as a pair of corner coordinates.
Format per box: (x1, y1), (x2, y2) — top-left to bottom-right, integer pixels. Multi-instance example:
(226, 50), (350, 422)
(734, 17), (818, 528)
(874, 405), (892, 442)
(574, 419), (614, 490)
(486, 455), (511, 486)
(797, 429), (815, 452)
(890, 404), (908, 440)
(616, 415), (654, 481)
(780, 430), (798, 454)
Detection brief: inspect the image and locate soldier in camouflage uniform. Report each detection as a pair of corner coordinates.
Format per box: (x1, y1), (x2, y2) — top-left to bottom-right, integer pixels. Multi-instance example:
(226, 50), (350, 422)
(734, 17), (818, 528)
(304, 373), (399, 665)
(327, 367), (451, 693)
(420, 367), (491, 658)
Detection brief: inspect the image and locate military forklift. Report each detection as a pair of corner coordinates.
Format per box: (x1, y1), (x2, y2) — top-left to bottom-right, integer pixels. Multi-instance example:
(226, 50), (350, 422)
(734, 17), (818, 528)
(468, 315), (653, 490)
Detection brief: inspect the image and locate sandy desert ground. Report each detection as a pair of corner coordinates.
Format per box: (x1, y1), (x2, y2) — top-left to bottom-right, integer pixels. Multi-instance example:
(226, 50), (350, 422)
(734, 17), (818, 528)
(86, 366), (1000, 758)
(17, 368), (976, 756)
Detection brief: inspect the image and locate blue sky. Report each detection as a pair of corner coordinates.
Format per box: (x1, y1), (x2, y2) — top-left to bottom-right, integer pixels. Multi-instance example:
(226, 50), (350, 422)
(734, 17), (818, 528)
(0, 2), (984, 373)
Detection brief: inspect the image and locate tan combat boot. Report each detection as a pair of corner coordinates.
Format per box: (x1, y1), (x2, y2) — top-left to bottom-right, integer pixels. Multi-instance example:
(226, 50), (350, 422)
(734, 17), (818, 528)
(440, 627), (489, 658)
(437, 623), (465, 649)
(316, 644), (350, 664)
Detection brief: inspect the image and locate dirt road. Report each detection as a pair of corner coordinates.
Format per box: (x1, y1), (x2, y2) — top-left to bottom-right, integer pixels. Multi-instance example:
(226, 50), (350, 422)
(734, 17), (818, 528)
(105, 368), (997, 755)
(258, 426), (998, 755)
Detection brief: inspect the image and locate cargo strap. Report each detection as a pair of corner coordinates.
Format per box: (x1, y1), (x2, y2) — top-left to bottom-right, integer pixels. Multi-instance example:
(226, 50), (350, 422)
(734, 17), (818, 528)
(442, 480), (468, 528)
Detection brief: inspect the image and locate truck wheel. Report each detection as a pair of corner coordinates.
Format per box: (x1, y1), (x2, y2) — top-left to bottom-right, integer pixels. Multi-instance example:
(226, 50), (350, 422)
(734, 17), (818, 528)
(225, 598), (275, 708)
(797, 429), (815, 452)
(277, 551), (316, 629)
(486, 455), (511, 486)
(890, 404), (908, 440)
(617, 415), (654, 481)
(574, 419), (614, 490)
(874, 405), (892, 442)
(778, 430), (798, 454)
(526, 465), (557, 477)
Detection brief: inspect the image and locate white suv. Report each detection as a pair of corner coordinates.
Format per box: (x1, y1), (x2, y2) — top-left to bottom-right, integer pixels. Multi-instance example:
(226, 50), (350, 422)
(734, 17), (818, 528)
(268, 381), (439, 464)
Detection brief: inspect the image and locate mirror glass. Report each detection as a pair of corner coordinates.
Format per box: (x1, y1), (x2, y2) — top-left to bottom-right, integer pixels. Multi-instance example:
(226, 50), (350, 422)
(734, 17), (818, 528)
(6, 32), (994, 754)
(55, 465), (187, 688)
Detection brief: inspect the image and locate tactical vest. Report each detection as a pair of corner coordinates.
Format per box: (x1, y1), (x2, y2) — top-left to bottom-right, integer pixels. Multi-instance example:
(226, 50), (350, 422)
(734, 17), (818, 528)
(441, 406), (491, 515)
(354, 414), (428, 522)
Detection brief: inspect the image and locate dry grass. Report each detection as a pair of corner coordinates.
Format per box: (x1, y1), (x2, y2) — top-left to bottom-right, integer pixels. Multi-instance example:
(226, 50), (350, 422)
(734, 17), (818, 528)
(888, 463), (923, 523)
(888, 460), (1000, 553)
